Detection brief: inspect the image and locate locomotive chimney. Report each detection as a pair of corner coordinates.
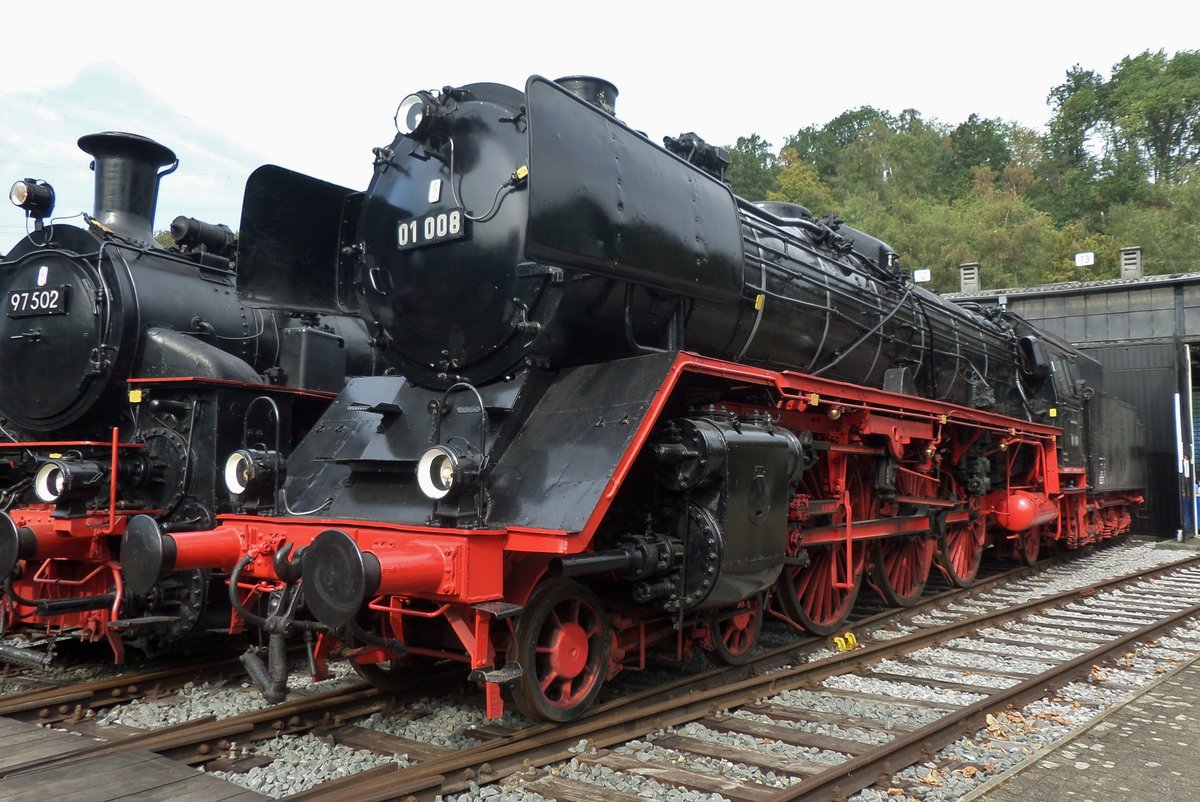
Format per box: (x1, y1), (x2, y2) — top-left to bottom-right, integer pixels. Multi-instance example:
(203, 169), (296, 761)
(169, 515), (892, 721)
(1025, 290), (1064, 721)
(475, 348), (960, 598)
(77, 132), (178, 244)
(554, 76), (618, 115)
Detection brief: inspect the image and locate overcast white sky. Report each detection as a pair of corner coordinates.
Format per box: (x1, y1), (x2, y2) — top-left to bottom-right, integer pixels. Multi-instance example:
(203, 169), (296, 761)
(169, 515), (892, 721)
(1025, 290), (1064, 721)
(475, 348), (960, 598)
(2, 1), (1196, 251)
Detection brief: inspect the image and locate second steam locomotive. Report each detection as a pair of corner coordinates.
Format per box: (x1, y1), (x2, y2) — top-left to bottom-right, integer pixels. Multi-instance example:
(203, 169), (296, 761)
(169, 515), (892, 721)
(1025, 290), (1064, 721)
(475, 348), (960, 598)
(5, 76), (1142, 721)
(0, 132), (388, 664)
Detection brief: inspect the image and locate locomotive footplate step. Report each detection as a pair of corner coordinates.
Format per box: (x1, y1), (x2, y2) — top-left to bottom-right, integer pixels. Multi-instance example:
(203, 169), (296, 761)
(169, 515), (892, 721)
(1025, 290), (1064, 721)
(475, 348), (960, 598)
(0, 717), (268, 801)
(468, 661), (523, 683)
(473, 600), (523, 619)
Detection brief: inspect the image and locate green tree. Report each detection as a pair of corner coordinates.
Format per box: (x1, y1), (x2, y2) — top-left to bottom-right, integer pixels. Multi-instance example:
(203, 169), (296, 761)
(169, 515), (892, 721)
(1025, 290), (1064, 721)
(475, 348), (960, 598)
(1045, 65), (1105, 171)
(1104, 170), (1200, 275)
(1106, 50), (1200, 184)
(724, 134), (779, 200)
(943, 114), (1013, 196)
(769, 149), (835, 213)
(723, 49), (1200, 289)
(1034, 65), (1106, 226)
(784, 106), (896, 179)
(1038, 51), (1200, 227)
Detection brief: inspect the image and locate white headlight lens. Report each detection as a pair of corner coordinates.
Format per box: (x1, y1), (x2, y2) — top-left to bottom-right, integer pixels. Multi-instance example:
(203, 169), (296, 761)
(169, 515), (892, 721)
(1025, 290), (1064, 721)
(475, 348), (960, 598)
(34, 462), (64, 502)
(397, 94), (426, 135)
(9, 180), (29, 207)
(224, 451), (251, 495)
(417, 446), (455, 500)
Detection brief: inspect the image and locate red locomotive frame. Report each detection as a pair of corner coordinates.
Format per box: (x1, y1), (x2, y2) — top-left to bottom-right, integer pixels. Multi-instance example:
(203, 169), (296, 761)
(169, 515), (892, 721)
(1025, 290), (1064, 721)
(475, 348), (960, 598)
(135, 352), (1141, 718)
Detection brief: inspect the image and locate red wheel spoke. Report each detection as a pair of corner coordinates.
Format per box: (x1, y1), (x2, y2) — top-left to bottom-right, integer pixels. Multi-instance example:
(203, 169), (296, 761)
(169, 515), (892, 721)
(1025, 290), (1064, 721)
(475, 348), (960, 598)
(874, 535), (932, 606)
(514, 579), (611, 722)
(710, 595), (763, 666)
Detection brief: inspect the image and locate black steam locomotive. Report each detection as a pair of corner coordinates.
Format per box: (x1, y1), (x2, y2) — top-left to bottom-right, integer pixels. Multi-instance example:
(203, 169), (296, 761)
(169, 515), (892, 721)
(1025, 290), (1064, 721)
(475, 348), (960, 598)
(0, 132), (388, 664)
(117, 76), (1144, 721)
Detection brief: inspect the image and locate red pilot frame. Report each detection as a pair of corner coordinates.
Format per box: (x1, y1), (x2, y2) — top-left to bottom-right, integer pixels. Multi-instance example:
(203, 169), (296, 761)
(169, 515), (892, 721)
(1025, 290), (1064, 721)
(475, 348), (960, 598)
(120, 352), (1144, 720)
(0, 430), (147, 663)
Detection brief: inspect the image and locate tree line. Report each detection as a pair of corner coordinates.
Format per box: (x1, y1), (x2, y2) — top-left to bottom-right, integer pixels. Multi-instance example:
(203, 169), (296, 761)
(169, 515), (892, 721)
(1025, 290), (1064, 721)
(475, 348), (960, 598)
(723, 49), (1200, 292)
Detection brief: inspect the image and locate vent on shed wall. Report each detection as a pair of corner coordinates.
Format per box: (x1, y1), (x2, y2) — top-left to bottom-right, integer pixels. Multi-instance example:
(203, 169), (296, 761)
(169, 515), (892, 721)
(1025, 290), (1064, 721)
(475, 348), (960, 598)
(960, 262), (981, 293)
(1120, 246), (1143, 280)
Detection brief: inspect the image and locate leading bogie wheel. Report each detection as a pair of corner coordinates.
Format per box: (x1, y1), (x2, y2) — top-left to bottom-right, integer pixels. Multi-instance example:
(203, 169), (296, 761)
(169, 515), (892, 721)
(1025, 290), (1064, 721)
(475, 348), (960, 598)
(710, 593), (765, 665)
(345, 618), (423, 692)
(351, 657), (416, 692)
(512, 578), (611, 722)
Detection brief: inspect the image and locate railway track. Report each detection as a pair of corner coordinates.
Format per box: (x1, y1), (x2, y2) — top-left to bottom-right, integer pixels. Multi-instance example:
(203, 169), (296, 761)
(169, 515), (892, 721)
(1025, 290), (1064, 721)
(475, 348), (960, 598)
(1, 540), (1196, 801)
(0, 650), (251, 724)
(280, 543), (1200, 802)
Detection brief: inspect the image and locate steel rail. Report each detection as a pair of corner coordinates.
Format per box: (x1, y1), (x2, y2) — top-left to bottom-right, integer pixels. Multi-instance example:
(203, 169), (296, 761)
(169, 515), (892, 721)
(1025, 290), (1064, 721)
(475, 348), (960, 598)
(0, 651), (248, 719)
(283, 552), (1200, 802)
(766, 593), (1200, 801)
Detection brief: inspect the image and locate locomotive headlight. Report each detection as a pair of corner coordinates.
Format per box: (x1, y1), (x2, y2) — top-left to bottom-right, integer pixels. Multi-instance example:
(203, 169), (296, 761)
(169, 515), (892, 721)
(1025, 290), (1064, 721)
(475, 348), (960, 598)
(34, 462), (66, 502)
(224, 449), (284, 497)
(395, 91), (445, 138)
(34, 459), (106, 503)
(416, 444), (479, 500)
(9, 178), (55, 218)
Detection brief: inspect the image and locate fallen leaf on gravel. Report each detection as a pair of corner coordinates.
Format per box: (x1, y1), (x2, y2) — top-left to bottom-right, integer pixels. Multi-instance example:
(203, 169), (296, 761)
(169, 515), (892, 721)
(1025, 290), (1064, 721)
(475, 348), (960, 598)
(960, 766), (978, 778)
(919, 769), (943, 786)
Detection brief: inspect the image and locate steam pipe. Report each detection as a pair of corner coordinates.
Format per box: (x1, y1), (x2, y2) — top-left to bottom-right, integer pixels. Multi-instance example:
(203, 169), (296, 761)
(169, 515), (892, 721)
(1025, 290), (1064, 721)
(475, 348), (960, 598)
(549, 549), (635, 578)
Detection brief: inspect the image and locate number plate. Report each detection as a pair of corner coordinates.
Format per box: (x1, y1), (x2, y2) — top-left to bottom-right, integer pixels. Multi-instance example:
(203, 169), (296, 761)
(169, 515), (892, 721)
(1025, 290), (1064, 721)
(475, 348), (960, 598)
(396, 209), (467, 251)
(6, 285), (70, 318)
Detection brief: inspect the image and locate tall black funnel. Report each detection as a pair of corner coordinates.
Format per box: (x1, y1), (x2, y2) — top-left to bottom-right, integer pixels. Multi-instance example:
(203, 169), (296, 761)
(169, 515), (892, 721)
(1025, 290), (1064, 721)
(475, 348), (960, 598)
(77, 132), (177, 243)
